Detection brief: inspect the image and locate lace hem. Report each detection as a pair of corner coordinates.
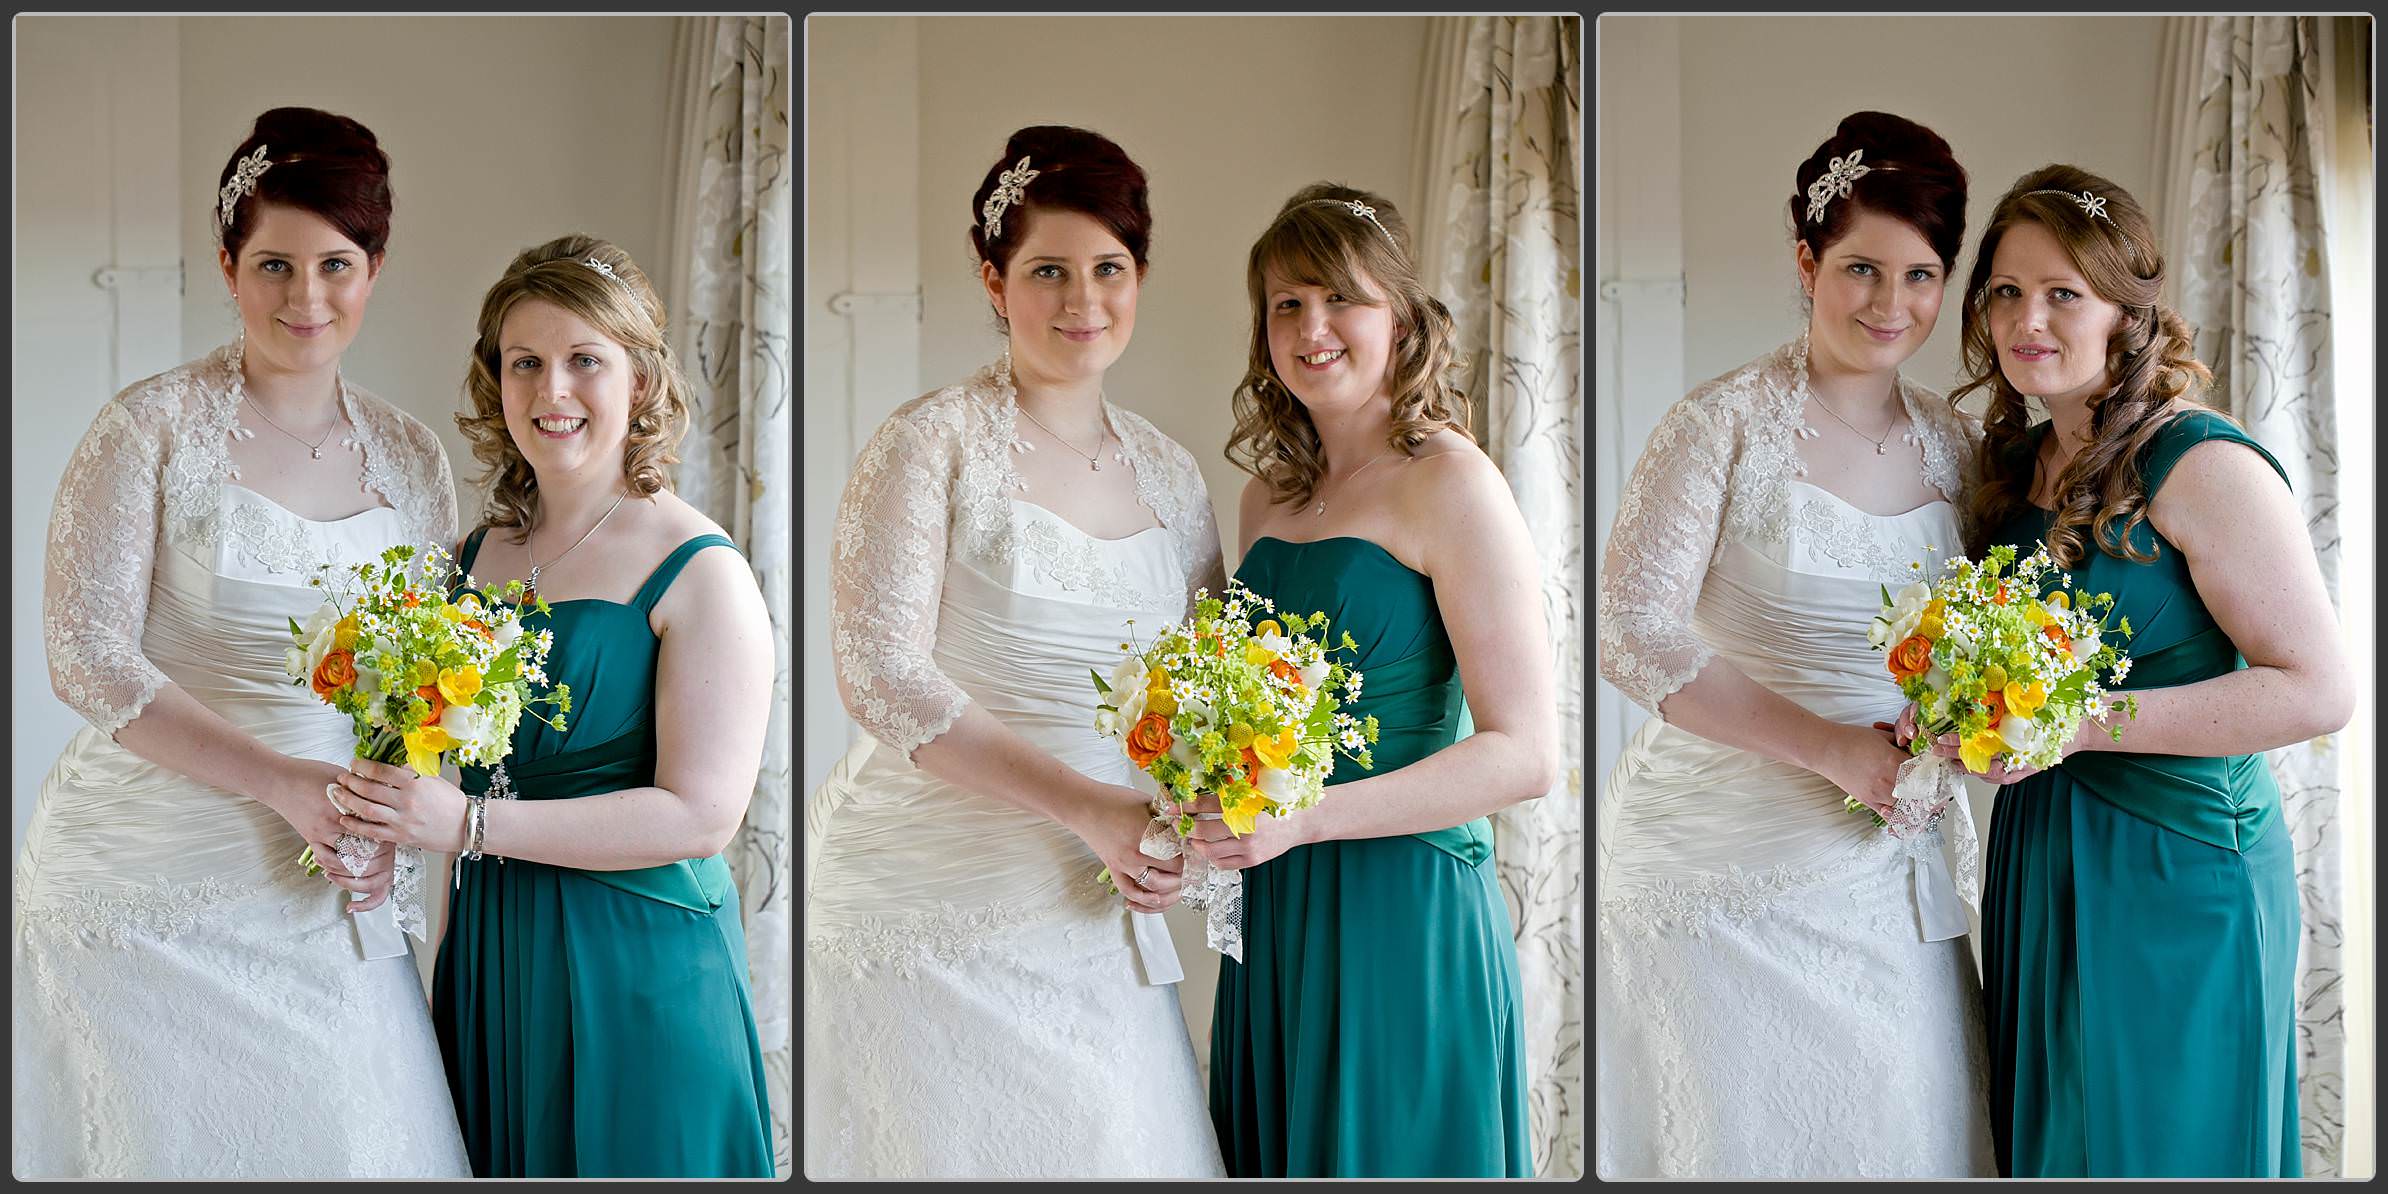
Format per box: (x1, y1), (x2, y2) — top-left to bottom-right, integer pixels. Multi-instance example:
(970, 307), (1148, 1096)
(15, 870), (256, 950)
(807, 899), (1042, 980)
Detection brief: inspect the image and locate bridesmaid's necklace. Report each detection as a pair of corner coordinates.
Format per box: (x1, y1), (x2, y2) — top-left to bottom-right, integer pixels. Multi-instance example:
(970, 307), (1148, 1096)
(1312, 451), (1399, 517)
(525, 490), (627, 603)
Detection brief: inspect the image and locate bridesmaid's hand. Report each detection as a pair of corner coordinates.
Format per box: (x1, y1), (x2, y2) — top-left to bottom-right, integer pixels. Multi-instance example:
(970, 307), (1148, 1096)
(332, 757), (471, 853)
(320, 833), (397, 911)
(1183, 792), (1313, 871)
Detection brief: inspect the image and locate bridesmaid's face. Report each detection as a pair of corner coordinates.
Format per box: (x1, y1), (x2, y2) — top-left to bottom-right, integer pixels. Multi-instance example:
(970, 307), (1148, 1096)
(982, 208), (1142, 387)
(1795, 208), (1944, 377)
(496, 298), (642, 489)
(1983, 220), (2124, 405)
(1262, 264), (1400, 419)
(219, 202), (381, 376)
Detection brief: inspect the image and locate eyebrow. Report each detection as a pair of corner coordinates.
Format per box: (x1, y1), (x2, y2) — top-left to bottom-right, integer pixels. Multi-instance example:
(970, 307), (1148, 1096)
(1841, 254), (1940, 270)
(245, 248), (361, 258)
(1025, 253), (1131, 263)
(502, 342), (612, 354)
(1987, 273), (2083, 285)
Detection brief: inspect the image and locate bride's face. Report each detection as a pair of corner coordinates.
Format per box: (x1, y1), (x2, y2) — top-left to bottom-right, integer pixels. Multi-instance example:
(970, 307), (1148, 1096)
(1796, 208), (1945, 376)
(983, 208), (1141, 387)
(496, 298), (641, 489)
(1982, 219), (2124, 405)
(219, 202), (380, 376)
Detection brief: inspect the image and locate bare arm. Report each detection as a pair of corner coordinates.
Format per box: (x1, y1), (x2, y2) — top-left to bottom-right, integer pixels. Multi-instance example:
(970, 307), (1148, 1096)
(475, 545), (773, 869)
(1295, 450), (1559, 843)
(2074, 439), (2355, 756)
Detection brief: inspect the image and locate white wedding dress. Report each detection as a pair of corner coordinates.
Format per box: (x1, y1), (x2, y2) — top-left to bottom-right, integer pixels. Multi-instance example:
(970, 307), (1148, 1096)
(1594, 335), (1998, 1179)
(805, 357), (1230, 1179)
(15, 343), (470, 1178)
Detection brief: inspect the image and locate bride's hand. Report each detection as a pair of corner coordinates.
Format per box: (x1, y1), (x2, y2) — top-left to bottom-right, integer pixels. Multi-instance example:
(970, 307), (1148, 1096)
(1069, 784), (1184, 915)
(330, 758), (471, 853)
(268, 758), (362, 873)
(1810, 722), (1907, 817)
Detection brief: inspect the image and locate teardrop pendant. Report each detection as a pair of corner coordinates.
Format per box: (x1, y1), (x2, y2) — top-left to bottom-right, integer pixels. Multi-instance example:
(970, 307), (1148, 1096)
(312, 447), (323, 459)
(1875, 443), (1887, 455)
(1090, 459), (1100, 472)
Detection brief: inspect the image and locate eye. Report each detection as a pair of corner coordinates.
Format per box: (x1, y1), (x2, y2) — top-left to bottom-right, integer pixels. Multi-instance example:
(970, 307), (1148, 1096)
(1848, 263), (1876, 277)
(2052, 288), (2079, 303)
(322, 259), (351, 274)
(259, 259), (289, 275)
(1326, 293), (1349, 304)
(1274, 298), (1299, 312)
(509, 356), (539, 372)
(1907, 268), (1936, 283)
(1032, 264), (1062, 279)
(1095, 261), (1124, 277)
(573, 353), (601, 369)
(1991, 284), (2020, 299)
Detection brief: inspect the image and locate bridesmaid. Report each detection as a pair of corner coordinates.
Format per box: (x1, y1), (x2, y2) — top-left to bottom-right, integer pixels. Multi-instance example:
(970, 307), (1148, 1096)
(329, 234), (776, 1177)
(1185, 183), (1559, 1177)
(1942, 166), (2352, 1177)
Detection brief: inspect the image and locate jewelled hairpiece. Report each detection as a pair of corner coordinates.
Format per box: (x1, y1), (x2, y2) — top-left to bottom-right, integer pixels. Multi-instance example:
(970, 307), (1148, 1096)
(981, 156), (1039, 239)
(2027, 188), (2110, 221)
(1308, 197), (1399, 250)
(580, 256), (629, 286)
(1805, 149), (1872, 224)
(217, 145), (273, 236)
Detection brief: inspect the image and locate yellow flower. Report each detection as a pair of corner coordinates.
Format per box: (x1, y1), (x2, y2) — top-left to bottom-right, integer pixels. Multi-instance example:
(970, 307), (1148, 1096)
(411, 658), (439, 688)
(437, 666), (483, 706)
(1244, 641), (1276, 668)
(1226, 722), (1255, 749)
(439, 601), (469, 624)
(1254, 619), (1282, 641)
(1916, 598), (1947, 641)
(2024, 602), (2055, 628)
(2044, 589), (2070, 610)
(403, 724), (455, 777)
(333, 614), (361, 652)
(1981, 663), (2009, 692)
(2004, 680), (2047, 718)
(1146, 687), (1179, 718)
(1251, 727), (1299, 770)
(1960, 729), (2005, 775)
(1219, 785), (1274, 837)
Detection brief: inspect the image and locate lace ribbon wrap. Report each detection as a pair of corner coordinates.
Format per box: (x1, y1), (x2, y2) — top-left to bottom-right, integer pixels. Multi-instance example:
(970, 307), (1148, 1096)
(1885, 754), (1980, 943)
(1137, 812), (1244, 964)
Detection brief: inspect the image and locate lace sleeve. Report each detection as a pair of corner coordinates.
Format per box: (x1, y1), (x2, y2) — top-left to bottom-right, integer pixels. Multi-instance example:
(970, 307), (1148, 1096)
(44, 396), (174, 736)
(831, 404), (971, 759)
(1598, 393), (1735, 720)
(1184, 494), (1228, 606)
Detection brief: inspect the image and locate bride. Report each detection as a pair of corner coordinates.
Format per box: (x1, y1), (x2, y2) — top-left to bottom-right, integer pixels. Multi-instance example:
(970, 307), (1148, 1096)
(803, 125), (1227, 1178)
(1594, 111), (1996, 1178)
(14, 108), (467, 1177)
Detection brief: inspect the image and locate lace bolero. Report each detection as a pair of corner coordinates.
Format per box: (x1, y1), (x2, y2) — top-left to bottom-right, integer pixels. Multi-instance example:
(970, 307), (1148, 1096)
(830, 357), (1227, 760)
(1597, 334), (1981, 719)
(43, 341), (459, 735)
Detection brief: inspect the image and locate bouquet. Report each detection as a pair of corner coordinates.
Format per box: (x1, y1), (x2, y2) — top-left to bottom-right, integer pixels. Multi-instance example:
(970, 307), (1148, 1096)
(1090, 580), (1377, 960)
(285, 544), (569, 958)
(1860, 542), (2137, 837)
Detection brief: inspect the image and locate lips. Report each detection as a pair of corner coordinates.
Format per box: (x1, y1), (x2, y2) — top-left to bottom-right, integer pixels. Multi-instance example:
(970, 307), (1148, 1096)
(1857, 320), (1907, 342)
(2009, 343), (2057, 361)
(1298, 348), (1345, 370)
(1056, 326), (1104, 343)
(280, 319), (330, 338)
(533, 415), (587, 438)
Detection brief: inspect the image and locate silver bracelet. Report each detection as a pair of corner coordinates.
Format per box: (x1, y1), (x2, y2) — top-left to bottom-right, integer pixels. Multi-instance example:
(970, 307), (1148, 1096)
(465, 793), (488, 860)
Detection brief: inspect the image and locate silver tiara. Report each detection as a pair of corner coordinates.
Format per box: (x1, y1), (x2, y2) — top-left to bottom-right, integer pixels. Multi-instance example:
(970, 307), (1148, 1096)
(2028, 188), (2111, 222)
(1310, 198), (1399, 249)
(581, 256), (629, 286)
(217, 145), (273, 236)
(1804, 150), (1871, 223)
(981, 156), (1039, 239)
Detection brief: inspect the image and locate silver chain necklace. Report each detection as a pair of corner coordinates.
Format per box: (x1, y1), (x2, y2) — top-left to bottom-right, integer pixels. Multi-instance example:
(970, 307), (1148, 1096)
(242, 393), (341, 459)
(1809, 393), (1902, 455)
(1014, 398), (1111, 471)
(526, 490), (627, 601)
(1313, 451), (1399, 516)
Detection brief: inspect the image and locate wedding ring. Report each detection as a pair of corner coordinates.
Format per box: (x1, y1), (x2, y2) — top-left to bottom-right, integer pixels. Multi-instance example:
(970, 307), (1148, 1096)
(324, 783), (355, 817)
(1135, 865), (1154, 890)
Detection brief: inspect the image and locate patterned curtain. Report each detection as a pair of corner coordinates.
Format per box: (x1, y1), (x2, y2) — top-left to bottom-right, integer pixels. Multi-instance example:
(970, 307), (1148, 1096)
(1416, 15), (1584, 1179)
(661, 13), (792, 1177)
(2165, 15), (2348, 1178)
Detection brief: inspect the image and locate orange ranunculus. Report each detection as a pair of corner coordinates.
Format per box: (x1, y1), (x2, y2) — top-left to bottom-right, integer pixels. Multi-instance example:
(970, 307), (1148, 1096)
(2041, 622), (2072, 651)
(1125, 712), (1174, 768)
(466, 618), (492, 641)
(402, 590), (423, 608)
(416, 683), (447, 727)
(1888, 634), (1935, 681)
(1240, 745), (1263, 781)
(1992, 583), (2010, 605)
(1982, 688), (2008, 723)
(311, 649), (357, 698)
(1269, 658), (1302, 687)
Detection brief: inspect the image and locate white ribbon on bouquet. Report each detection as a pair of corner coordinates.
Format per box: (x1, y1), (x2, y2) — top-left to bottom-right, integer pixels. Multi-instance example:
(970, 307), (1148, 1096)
(324, 786), (408, 960)
(1884, 754), (1981, 943)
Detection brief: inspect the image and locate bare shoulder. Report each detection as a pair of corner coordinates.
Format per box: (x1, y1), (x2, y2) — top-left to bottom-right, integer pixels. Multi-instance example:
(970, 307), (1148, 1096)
(644, 491), (763, 632)
(1398, 428), (1508, 511)
(1236, 472), (1278, 554)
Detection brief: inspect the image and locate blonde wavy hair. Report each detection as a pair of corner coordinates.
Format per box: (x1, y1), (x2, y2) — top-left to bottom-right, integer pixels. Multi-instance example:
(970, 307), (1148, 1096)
(456, 234), (691, 532)
(1225, 183), (1471, 508)
(1952, 165), (2218, 567)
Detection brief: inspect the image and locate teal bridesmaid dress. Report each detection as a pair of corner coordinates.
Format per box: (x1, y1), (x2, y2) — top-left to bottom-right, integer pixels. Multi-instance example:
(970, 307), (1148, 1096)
(1981, 411), (2301, 1178)
(434, 529), (775, 1177)
(1208, 536), (1532, 1178)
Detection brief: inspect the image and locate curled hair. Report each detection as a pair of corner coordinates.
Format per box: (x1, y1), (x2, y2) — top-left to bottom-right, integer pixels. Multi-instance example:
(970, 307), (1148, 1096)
(455, 234), (692, 531)
(217, 107), (394, 259)
(1225, 184), (1471, 509)
(968, 124), (1151, 330)
(1952, 165), (2217, 566)
(1789, 110), (1968, 273)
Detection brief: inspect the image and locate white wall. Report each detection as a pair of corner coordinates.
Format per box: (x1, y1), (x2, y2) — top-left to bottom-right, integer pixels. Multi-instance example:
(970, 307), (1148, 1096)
(806, 12), (1432, 1071)
(15, 14), (675, 847)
